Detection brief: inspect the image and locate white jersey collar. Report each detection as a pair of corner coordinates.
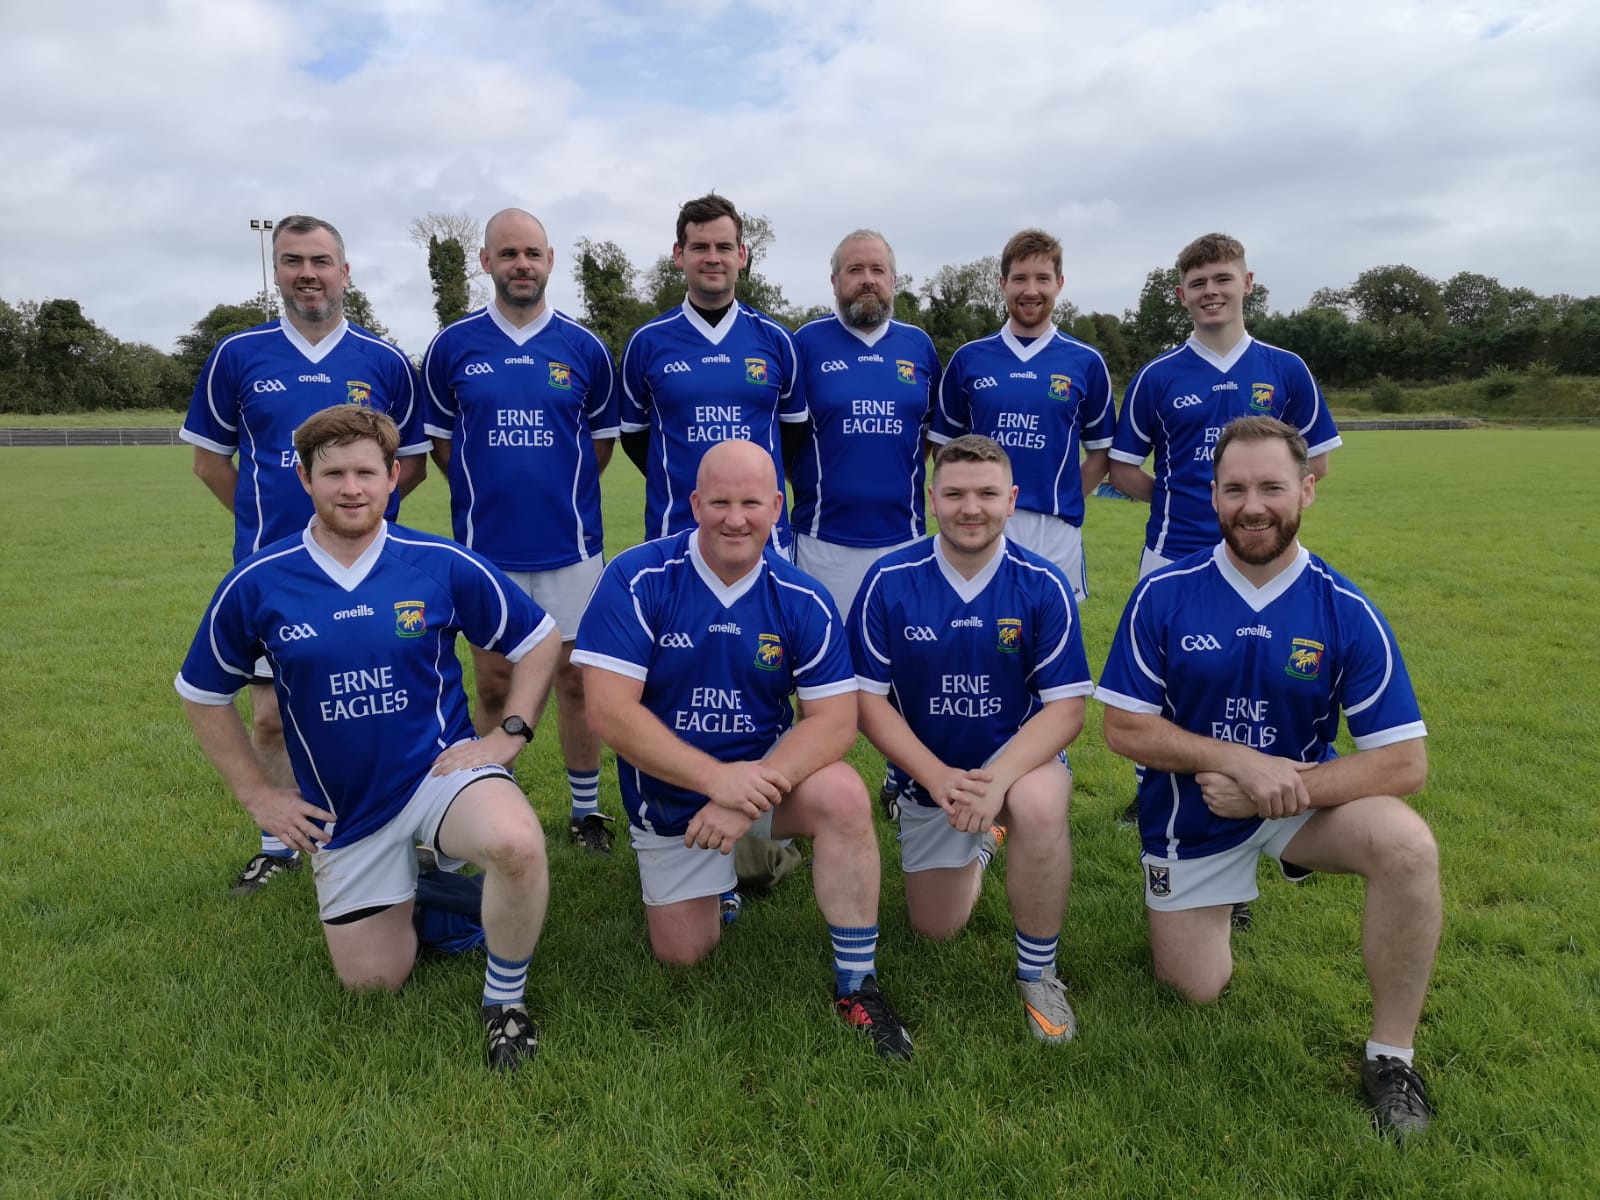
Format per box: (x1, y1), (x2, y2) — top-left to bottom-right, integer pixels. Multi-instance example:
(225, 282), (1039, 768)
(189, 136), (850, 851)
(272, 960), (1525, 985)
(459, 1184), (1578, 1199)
(302, 518), (388, 591)
(1186, 331), (1254, 373)
(488, 302), (554, 345)
(934, 534), (1008, 604)
(1000, 324), (1057, 363)
(281, 317), (349, 364)
(831, 310), (891, 348)
(688, 531), (766, 607)
(1212, 540), (1309, 612)
(682, 299), (740, 345)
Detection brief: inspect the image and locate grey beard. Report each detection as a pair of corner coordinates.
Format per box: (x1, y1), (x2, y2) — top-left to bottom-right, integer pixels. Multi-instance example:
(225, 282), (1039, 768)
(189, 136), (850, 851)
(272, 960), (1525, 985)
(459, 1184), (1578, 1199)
(842, 292), (889, 329)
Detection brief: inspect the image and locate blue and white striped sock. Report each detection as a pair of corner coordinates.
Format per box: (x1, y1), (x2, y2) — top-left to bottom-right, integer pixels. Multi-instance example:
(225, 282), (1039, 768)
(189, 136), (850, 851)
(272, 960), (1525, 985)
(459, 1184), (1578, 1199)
(568, 769), (600, 820)
(259, 833), (293, 858)
(1015, 928), (1059, 983)
(483, 950), (531, 1010)
(829, 924), (878, 997)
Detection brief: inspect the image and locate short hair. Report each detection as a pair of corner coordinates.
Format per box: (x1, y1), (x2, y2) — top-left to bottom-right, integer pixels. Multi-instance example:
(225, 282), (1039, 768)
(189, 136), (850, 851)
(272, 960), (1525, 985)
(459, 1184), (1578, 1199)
(1000, 228), (1062, 278)
(675, 193), (742, 248)
(1176, 233), (1247, 278)
(272, 214), (346, 263)
(830, 229), (896, 279)
(933, 434), (1012, 478)
(1212, 416), (1308, 479)
(293, 405), (400, 471)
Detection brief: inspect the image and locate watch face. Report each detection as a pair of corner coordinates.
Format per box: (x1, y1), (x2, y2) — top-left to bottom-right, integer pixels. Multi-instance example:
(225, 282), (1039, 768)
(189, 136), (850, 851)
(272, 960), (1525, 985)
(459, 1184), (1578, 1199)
(502, 717), (532, 741)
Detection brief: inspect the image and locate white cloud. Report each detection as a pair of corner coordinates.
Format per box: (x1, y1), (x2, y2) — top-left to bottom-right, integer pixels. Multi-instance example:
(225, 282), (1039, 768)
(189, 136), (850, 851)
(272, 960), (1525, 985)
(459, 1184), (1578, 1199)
(1, 0), (1594, 364)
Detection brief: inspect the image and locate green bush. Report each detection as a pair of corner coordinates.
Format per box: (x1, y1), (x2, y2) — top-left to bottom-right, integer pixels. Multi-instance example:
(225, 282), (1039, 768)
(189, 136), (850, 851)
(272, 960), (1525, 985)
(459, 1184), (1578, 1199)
(1370, 374), (1405, 412)
(1481, 364), (1519, 401)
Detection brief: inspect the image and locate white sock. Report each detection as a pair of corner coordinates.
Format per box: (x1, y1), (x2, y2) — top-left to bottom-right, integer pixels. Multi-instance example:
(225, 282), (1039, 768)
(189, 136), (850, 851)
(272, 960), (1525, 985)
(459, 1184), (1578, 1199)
(1366, 1039), (1414, 1065)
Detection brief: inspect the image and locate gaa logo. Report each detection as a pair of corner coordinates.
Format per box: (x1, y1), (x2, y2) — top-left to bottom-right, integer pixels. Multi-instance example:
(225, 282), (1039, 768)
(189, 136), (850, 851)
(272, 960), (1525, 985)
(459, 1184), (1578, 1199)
(1173, 394), (1202, 408)
(277, 623), (318, 641)
(820, 359), (849, 373)
(664, 360), (692, 375)
(903, 626), (937, 642)
(1180, 634), (1222, 652)
(659, 633), (694, 649)
(252, 379), (288, 393)
(464, 362), (495, 376)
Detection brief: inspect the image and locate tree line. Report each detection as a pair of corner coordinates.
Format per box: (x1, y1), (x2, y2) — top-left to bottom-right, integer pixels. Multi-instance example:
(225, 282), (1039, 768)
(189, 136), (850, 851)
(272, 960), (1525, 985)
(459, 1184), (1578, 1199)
(3, 212), (1596, 415)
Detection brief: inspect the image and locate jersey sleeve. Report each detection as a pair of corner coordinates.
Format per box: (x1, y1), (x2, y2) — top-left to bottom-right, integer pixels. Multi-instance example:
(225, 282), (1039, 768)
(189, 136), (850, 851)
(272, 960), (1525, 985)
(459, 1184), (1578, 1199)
(783, 576), (855, 700)
(1078, 351), (1116, 450)
(579, 327), (621, 438)
(1283, 352), (1342, 459)
(929, 346), (972, 445)
(1028, 569), (1095, 700)
(181, 338), (243, 455)
(422, 327), (457, 441)
(774, 322), (807, 423)
(173, 569), (259, 704)
(1093, 578), (1168, 714)
(571, 555), (654, 681)
(382, 349), (428, 456)
(450, 547), (556, 659)
(1110, 361), (1158, 465)
(619, 328), (652, 434)
(848, 566), (894, 696)
(1335, 589), (1426, 749)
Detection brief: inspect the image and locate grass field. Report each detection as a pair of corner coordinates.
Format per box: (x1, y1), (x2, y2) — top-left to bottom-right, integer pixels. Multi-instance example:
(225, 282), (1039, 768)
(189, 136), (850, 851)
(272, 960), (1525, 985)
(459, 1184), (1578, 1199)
(2, 431), (1597, 1198)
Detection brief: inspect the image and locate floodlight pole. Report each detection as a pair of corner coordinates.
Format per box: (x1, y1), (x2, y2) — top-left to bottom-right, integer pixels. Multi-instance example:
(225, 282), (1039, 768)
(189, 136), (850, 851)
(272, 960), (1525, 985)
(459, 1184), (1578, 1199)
(250, 218), (275, 314)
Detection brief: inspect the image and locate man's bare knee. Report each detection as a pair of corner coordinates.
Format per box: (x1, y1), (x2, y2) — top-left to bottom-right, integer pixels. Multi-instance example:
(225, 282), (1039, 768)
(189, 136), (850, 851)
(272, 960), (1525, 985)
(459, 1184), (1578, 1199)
(1156, 961), (1231, 1004)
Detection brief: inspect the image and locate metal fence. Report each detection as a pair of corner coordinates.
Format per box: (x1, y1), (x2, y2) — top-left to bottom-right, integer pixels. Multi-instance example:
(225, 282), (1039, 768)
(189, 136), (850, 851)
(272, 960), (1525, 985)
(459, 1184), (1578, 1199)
(0, 427), (186, 446)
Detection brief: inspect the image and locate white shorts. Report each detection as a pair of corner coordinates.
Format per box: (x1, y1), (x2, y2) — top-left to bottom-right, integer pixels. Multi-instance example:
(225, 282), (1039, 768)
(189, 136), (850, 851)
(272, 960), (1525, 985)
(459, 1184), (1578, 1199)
(310, 760), (512, 921)
(629, 808), (776, 907)
(1138, 546), (1174, 580)
(896, 799), (985, 874)
(1142, 811), (1317, 912)
(1004, 510), (1087, 601)
(250, 657), (273, 684)
(792, 534), (917, 615)
(504, 556), (605, 643)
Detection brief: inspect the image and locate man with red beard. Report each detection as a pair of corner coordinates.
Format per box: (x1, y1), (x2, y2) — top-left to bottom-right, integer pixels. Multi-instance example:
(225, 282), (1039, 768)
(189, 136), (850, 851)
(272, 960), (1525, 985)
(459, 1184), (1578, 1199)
(1095, 416), (1440, 1139)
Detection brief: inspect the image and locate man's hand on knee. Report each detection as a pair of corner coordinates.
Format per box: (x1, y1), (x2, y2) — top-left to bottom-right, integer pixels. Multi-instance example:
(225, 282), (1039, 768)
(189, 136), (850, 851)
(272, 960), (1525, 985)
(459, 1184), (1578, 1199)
(685, 803), (754, 854)
(706, 760), (790, 817)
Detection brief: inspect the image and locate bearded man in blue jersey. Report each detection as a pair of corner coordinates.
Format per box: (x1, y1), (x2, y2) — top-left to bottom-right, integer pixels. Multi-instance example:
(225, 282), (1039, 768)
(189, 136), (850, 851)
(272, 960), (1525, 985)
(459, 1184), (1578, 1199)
(850, 436), (1094, 1045)
(178, 406), (560, 1072)
(573, 440), (913, 1060)
(1096, 416), (1440, 1139)
(183, 214), (430, 894)
(424, 208), (622, 854)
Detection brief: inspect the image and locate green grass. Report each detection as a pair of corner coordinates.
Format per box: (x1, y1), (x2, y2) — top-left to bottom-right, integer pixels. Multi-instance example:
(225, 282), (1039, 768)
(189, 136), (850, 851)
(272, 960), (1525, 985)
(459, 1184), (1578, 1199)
(1327, 372), (1600, 420)
(2, 432), (1597, 1197)
(0, 409), (189, 427)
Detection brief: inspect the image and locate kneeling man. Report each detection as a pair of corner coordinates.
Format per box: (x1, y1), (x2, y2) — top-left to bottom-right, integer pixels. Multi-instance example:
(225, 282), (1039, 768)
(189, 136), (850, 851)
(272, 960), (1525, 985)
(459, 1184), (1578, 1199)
(850, 435), (1094, 1044)
(1095, 415), (1440, 1138)
(573, 439), (913, 1060)
(177, 406), (560, 1072)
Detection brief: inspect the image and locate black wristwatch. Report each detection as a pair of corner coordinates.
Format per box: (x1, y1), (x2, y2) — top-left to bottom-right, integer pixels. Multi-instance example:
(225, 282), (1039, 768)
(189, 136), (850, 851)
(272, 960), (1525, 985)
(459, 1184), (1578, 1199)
(500, 716), (534, 743)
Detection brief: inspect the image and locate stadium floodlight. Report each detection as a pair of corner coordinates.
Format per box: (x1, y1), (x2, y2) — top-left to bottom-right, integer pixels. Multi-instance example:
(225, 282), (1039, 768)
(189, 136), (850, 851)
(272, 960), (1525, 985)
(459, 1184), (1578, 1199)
(250, 218), (276, 315)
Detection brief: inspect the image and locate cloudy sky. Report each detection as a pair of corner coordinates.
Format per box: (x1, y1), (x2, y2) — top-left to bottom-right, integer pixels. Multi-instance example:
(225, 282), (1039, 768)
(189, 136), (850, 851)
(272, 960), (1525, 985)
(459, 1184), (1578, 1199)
(3, 0), (1595, 360)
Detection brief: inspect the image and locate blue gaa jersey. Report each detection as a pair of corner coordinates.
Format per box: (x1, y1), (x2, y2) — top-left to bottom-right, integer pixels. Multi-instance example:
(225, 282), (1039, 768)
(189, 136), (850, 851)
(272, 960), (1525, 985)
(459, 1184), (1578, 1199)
(620, 301), (806, 544)
(1111, 335), (1342, 559)
(571, 530), (855, 837)
(930, 327), (1115, 527)
(850, 536), (1094, 809)
(789, 314), (941, 548)
(423, 305), (620, 571)
(175, 522), (555, 848)
(1094, 543), (1426, 861)
(182, 319), (428, 563)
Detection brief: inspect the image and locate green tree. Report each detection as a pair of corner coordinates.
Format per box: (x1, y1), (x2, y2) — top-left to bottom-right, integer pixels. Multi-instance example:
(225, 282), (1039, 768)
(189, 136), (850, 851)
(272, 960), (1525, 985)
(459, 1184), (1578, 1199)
(343, 286), (391, 340)
(173, 298), (272, 386)
(919, 256), (1004, 362)
(1126, 267), (1189, 363)
(572, 238), (654, 357)
(426, 235), (471, 329)
(1441, 271), (1508, 328)
(1348, 265), (1445, 332)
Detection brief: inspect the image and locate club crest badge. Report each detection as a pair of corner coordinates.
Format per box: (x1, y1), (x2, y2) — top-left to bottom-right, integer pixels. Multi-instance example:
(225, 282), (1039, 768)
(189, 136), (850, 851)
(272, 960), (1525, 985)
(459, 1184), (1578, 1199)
(1049, 374), (1072, 400)
(346, 379), (373, 406)
(1147, 864), (1170, 897)
(755, 633), (784, 670)
(1250, 382), (1275, 412)
(745, 357), (768, 385)
(997, 618), (1022, 653)
(395, 601), (426, 638)
(896, 359), (917, 385)
(1285, 637), (1324, 680)
(548, 361), (572, 389)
